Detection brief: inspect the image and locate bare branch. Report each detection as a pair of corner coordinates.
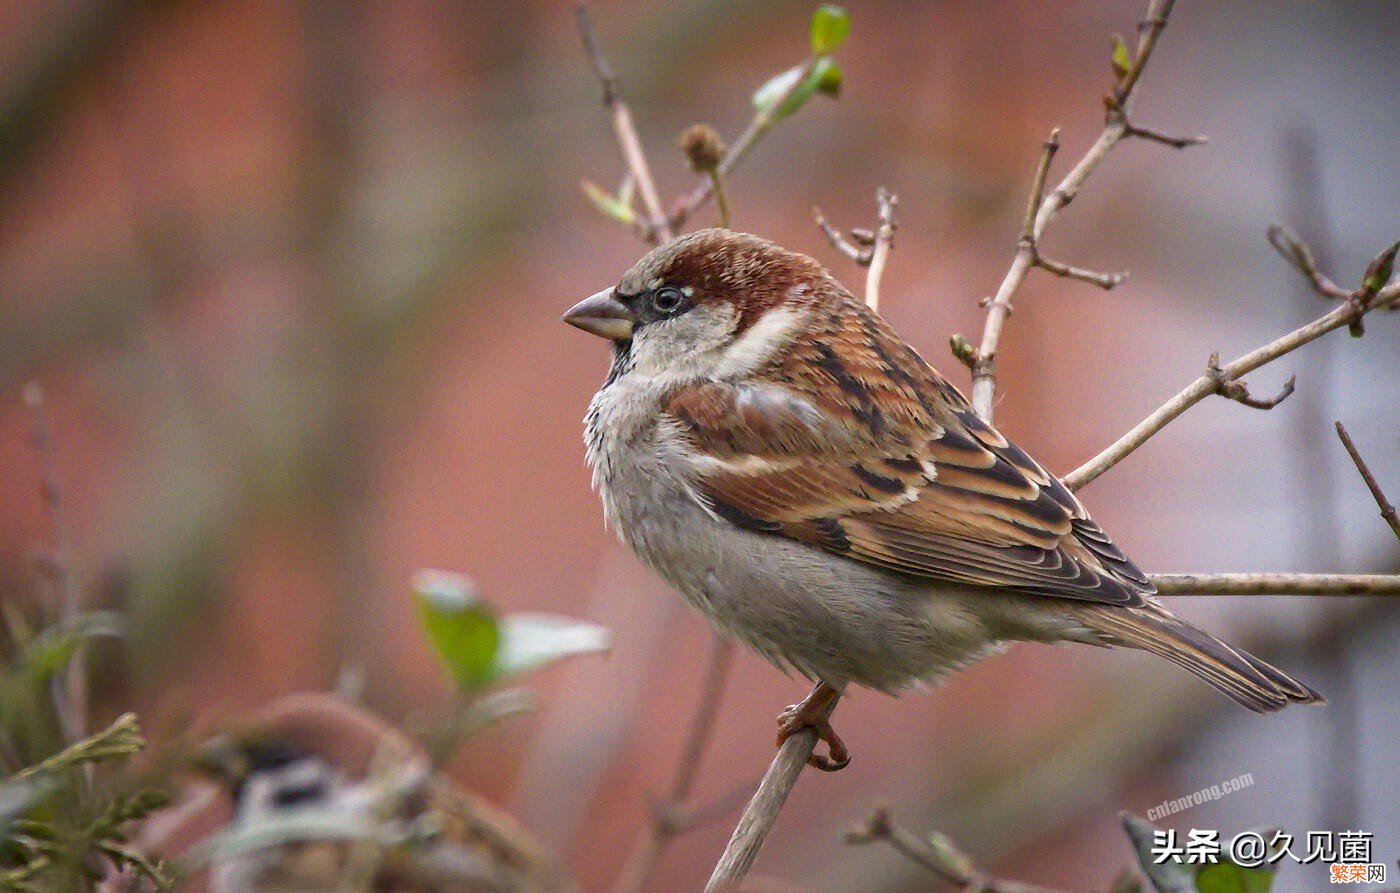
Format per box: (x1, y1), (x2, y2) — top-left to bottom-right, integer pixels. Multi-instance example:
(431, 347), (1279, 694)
(865, 188), (898, 312)
(968, 0), (1209, 425)
(1034, 254), (1128, 290)
(1267, 224), (1350, 300)
(702, 693), (840, 893)
(611, 635), (735, 893)
(1113, 2), (1174, 103)
(1063, 275), (1399, 491)
(813, 206), (865, 262)
(1020, 128), (1061, 244)
(812, 188), (899, 310)
(1150, 574), (1400, 596)
(576, 4), (672, 242)
(1206, 352), (1296, 409)
(972, 0), (1188, 422)
(1125, 122), (1208, 148)
(846, 807), (1070, 893)
(1334, 421), (1400, 542)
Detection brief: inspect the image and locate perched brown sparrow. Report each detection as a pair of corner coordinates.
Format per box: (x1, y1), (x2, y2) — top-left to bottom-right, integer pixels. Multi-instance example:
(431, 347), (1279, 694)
(565, 229), (1321, 769)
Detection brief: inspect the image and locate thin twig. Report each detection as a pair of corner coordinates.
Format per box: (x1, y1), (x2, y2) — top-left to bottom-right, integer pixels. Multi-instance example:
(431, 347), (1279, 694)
(1034, 254), (1127, 290)
(610, 635), (735, 893)
(1063, 276), (1399, 491)
(709, 171), (731, 230)
(972, 0), (1190, 422)
(23, 383), (86, 747)
(812, 188), (899, 310)
(1333, 422), (1400, 542)
(813, 206), (864, 262)
(702, 693), (839, 893)
(1149, 574), (1400, 596)
(1205, 352), (1296, 409)
(1125, 122), (1208, 148)
(865, 188), (898, 312)
(845, 807), (1070, 893)
(1020, 128), (1061, 244)
(576, 4), (672, 242)
(1266, 224), (1351, 300)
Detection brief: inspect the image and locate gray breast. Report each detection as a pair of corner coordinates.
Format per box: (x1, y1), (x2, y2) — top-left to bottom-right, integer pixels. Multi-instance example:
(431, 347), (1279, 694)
(585, 381), (998, 691)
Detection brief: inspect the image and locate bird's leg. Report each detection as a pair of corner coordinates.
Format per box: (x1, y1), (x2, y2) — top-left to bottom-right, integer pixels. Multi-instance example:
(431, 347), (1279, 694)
(775, 681), (849, 772)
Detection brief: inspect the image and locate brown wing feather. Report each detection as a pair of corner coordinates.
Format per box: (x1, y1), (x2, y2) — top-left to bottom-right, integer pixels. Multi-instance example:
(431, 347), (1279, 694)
(664, 295), (1153, 607)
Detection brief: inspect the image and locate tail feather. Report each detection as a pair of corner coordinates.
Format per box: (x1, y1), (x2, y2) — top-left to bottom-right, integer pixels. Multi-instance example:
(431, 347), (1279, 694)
(1073, 604), (1324, 713)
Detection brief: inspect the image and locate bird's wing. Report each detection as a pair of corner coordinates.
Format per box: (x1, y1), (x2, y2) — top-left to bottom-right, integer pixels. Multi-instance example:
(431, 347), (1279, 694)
(663, 300), (1153, 606)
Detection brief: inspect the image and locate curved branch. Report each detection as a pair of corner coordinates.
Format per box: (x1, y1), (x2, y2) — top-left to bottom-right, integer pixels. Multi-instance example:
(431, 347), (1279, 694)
(1064, 277), (1399, 491)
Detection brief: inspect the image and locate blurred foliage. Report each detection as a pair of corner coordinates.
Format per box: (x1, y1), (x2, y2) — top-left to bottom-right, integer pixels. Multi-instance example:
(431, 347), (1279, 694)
(0, 605), (170, 891)
(750, 4), (848, 122)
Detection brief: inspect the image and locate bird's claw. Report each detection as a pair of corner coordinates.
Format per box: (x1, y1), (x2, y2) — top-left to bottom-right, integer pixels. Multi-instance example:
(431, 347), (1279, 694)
(776, 702), (851, 772)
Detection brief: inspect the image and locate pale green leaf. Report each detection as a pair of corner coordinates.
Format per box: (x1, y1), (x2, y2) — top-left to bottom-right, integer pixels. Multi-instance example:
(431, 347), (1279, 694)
(752, 56), (841, 122)
(412, 569), (499, 692)
(580, 179), (636, 225)
(495, 613), (611, 679)
(810, 4), (850, 54)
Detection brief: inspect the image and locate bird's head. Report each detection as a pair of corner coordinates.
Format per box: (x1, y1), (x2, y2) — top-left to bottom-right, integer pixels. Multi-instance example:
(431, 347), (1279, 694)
(564, 228), (844, 381)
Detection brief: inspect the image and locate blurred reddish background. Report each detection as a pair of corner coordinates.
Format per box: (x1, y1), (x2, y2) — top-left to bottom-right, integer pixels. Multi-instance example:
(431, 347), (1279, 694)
(2, 1), (1397, 890)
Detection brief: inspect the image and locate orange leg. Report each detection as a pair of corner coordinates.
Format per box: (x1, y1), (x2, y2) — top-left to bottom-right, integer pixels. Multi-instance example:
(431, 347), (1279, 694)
(775, 682), (849, 772)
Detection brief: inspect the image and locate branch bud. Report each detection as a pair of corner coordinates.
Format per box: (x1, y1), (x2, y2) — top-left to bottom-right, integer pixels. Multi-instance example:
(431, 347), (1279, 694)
(680, 124), (727, 174)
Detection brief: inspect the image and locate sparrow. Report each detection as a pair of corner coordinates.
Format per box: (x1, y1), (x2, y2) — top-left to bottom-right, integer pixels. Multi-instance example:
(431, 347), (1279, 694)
(137, 694), (567, 892)
(564, 228), (1322, 769)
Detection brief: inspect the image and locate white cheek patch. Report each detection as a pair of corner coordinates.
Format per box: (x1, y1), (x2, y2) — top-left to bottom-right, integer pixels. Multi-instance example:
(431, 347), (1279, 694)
(712, 305), (809, 379)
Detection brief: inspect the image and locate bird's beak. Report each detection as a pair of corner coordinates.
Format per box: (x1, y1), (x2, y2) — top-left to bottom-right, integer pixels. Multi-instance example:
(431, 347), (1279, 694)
(563, 288), (636, 341)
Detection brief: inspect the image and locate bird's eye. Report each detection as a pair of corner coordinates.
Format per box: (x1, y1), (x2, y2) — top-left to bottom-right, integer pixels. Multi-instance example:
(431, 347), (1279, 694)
(651, 286), (685, 314)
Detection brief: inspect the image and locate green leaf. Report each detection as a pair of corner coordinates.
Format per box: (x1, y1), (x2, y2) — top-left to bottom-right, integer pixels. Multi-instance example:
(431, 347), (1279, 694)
(1360, 239), (1399, 297)
(413, 571), (610, 690)
(495, 613), (611, 679)
(580, 179), (636, 225)
(1111, 34), (1133, 78)
(1121, 813), (1196, 893)
(810, 4), (850, 54)
(412, 570), (500, 692)
(752, 56), (842, 122)
(1196, 862), (1274, 893)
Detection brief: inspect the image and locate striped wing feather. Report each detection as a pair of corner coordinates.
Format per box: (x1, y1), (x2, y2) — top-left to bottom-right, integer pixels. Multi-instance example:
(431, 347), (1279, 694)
(664, 298), (1153, 607)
